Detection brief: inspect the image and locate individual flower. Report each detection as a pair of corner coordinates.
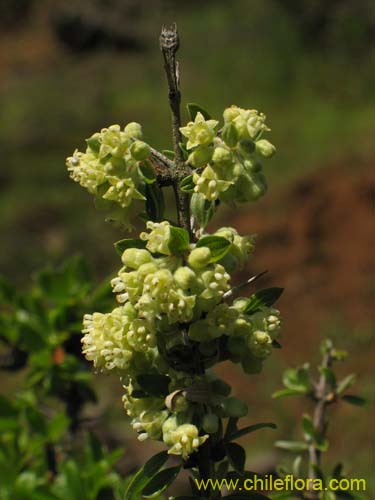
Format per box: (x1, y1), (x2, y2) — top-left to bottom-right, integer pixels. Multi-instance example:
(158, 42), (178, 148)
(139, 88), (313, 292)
(193, 165), (232, 201)
(140, 221), (172, 255)
(162, 417), (208, 459)
(180, 112), (219, 149)
(102, 176), (145, 208)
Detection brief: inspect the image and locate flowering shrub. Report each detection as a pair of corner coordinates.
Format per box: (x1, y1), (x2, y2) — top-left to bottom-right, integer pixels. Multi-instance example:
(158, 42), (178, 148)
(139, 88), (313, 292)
(65, 24), (284, 498)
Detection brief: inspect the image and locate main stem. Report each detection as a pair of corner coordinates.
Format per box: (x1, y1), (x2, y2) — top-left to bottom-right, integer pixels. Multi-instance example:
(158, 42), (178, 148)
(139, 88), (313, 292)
(307, 349), (333, 498)
(160, 24), (191, 235)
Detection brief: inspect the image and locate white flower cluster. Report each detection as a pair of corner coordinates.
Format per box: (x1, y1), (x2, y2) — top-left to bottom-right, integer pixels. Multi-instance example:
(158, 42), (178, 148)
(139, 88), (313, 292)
(180, 107), (275, 203)
(80, 220), (282, 459)
(66, 123), (152, 224)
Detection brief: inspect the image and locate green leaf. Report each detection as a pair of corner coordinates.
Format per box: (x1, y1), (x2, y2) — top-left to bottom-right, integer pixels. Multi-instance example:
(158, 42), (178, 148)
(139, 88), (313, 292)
(196, 236), (231, 263)
(145, 183), (165, 222)
(275, 441), (308, 452)
(124, 451), (169, 500)
(281, 365), (310, 392)
(272, 388), (307, 399)
(86, 137), (100, 153)
(244, 288), (284, 315)
(190, 193), (216, 229)
(142, 465), (181, 497)
(114, 238), (146, 256)
(320, 367), (337, 388)
(136, 374), (170, 397)
(168, 226), (190, 254)
(224, 417), (239, 440)
(162, 149), (175, 160)
(227, 422), (276, 441)
(180, 175), (195, 193)
(341, 395), (366, 406)
(139, 161), (157, 184)
(186, 103), (211, 121)
(225, 442), (246, 473)
(179, 142), (189, 160)
(336, 374), (356, 395)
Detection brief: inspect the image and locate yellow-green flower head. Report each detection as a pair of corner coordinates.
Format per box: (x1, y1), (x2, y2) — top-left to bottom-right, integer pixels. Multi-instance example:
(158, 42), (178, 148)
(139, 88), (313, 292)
(102, 176), (145, 208)
(188, 247), (212, 270)
(163, 288), (196, 324)
(223, 106), (270, 140)
(199, 264), (231, 301)
(251, 307), (282, 339)
(193, 165), (232, 201)
(140, 221), (172, 255)
(174, 266), (199, 291)
(163, 419), (209, 459)
(127, 319), (156, 351)
(247, 330), (273, 359)
(180, 112), (219, 150)
(111, 270), (142, 304)
(66, 149), (108, 194)
(215, 227), (255, 269)
(81, 308), (132, 372)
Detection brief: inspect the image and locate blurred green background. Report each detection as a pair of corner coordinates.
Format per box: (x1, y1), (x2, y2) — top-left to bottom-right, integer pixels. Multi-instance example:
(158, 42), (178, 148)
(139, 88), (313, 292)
(0, 0), (374, 493)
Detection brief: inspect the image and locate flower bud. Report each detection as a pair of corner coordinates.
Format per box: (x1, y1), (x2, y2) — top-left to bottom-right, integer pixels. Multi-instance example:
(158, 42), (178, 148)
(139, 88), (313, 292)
(174, 266), (199, 291)
(212, 146), (232, 166)
(188, 146), (213, 167)
(239, 139), (256, 156)
(222, 397), (248, 418)
(256, 139), (276, 158)
(248, 330), (272, 359)
(130, 140), (151, 161)
(124, 122), (143, 139)
(188, 247), (211, 269)
(223, 105), (241, 122)
(202, 414), (219, 434)
(122, 248), (153, 268)
(221, 122), (239, 147)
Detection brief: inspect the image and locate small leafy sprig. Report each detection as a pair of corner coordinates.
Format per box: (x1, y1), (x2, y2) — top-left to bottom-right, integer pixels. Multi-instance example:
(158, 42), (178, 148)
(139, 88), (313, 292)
(273, 339), (366, 500)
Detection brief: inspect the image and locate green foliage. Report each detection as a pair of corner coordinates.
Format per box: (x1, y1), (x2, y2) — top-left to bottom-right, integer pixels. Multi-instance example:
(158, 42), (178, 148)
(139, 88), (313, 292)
(0, 258), (126, 500)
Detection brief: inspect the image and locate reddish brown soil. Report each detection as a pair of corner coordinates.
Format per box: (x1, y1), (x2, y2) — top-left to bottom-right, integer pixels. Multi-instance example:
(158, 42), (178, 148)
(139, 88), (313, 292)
(218, 163), (374, 362)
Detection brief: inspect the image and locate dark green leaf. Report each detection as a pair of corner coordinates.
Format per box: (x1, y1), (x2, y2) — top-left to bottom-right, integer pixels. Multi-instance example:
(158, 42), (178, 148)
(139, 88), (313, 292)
(224, 418), (239, 440)
(186, 103), (212, 121)
(227, 422), (276, 441)
(190, 193), (216, 229)
(336, 374), (356, 395)
(274, 441), (308, 452)
(272, 388), (307, 399)
(142, 465), (181, 497)
(86, 137), (100, 153)
(180, 175), (195, 193)
(124, 451), (169, 500)
(114, 238), (146, 256)
(145, 183), (165, 222)
(168, 226), (190, 254)
(139, 161), (156, 184)
(341, 395), (366, 406)
(136, 374), (170, 397)
(179, 142), (189, 160)
(244, 288), (284, 315)
(196, 236), (231, 262)
(302, 415), (316, 438)
(320, 367), (337, 388)
(162, 149), (175, 160)
(225, 442), (246, 473)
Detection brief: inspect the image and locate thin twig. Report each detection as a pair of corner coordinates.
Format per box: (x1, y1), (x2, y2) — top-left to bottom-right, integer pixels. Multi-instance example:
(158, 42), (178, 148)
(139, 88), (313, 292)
(159, 24), (192, 234)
